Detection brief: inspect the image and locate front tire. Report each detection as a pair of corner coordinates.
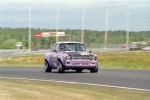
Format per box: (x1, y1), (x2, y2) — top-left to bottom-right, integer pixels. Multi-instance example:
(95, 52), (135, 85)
(90, 65), (98, 73)
(44, 60), (52, 72)
(57, 61), (65, 73)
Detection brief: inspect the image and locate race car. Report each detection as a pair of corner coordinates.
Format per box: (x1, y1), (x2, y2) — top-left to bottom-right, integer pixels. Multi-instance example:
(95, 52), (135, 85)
(44, 41), (98, 73)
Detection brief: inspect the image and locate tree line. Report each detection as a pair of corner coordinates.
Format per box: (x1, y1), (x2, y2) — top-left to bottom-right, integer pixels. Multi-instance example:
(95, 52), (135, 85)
(0, 27), (149, 49)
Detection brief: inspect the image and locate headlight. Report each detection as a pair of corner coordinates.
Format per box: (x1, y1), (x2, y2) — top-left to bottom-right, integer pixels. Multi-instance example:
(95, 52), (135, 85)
(66, 56), (72, 61)
(91, 56), (97, 61)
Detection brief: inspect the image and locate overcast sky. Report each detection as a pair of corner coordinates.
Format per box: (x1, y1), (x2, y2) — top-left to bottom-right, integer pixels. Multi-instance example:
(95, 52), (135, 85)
(0, 0), (150, 31)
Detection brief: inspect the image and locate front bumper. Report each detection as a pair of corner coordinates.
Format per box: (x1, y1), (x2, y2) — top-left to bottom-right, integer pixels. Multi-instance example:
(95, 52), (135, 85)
(64, 60), (97, 68)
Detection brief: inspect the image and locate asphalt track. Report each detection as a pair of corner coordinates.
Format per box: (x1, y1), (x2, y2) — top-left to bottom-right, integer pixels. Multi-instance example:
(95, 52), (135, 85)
(0, 67), (150, 91)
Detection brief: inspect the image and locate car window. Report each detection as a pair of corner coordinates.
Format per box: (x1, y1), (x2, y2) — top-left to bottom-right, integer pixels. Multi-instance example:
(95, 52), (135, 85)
(76, 44), (86, 51)
(55, 44), (59, 51)
(59, 44), (65, 51)
(50, 44), (56, 52)
(59, 43), (86, 51)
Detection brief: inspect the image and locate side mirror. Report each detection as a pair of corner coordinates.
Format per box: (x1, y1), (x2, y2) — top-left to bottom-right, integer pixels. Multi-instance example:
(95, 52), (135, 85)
(53, 49), (57, 52)
(89, 51), (92, 53)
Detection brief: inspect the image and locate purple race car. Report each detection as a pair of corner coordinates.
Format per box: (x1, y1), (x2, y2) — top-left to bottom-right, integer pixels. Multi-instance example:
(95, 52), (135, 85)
(44, 41), (98, 73)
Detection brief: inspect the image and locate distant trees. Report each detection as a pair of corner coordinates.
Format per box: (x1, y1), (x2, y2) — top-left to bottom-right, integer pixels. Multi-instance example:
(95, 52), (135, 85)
(0, 39), (17, 49)
(0, 27), (149, 49)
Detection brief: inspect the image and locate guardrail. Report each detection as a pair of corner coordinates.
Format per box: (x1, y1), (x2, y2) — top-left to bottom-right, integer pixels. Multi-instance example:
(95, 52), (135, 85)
(0, 49), (49, 57)
(0, 48), (128, 57)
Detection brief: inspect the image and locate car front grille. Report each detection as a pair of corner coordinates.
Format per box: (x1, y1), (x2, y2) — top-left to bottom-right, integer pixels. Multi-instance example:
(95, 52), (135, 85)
(72, 56), (91, 60)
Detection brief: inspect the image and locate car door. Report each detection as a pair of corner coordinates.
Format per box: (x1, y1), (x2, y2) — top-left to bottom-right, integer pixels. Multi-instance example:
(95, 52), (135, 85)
(49, 43), (59, 68)
(49, 44), (56, 68)
(53, 44), (59, 68)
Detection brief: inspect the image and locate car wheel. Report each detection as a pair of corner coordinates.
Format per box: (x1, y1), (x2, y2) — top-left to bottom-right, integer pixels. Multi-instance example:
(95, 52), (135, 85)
(57, 61), (65, 73)
(44, 60), (52, 72)
(76, 69), (83, 73)
(90, 64), (98, 73)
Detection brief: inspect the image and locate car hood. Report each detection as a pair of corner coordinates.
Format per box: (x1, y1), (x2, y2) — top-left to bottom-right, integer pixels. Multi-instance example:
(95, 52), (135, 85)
(65, 51), (94, 57)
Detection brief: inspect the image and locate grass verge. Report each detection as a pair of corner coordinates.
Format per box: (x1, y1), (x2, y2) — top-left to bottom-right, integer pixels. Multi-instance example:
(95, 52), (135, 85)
(0, 55), (43, 67)
(0, 78), (150, 100)
(0, 51), (150, 70)
(97, 51), (150, 69)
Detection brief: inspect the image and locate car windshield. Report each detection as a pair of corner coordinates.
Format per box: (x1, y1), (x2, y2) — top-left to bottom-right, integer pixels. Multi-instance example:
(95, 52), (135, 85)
(59, 43), (86, 52)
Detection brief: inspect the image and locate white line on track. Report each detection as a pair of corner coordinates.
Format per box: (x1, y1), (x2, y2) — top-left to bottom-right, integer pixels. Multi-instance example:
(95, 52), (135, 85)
(0, 76), (150, 92)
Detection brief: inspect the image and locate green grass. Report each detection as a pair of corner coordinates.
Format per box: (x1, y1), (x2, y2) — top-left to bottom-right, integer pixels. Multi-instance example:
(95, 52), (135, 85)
(97, 51), (150, 69)
(0, 55), (43, 67)
(0, 78), (150, 100)
(0, 51), (150, 70)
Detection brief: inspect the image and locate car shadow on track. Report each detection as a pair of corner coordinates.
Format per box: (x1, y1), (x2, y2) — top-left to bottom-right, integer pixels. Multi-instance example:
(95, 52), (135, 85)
(41, 70), (90, 74)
